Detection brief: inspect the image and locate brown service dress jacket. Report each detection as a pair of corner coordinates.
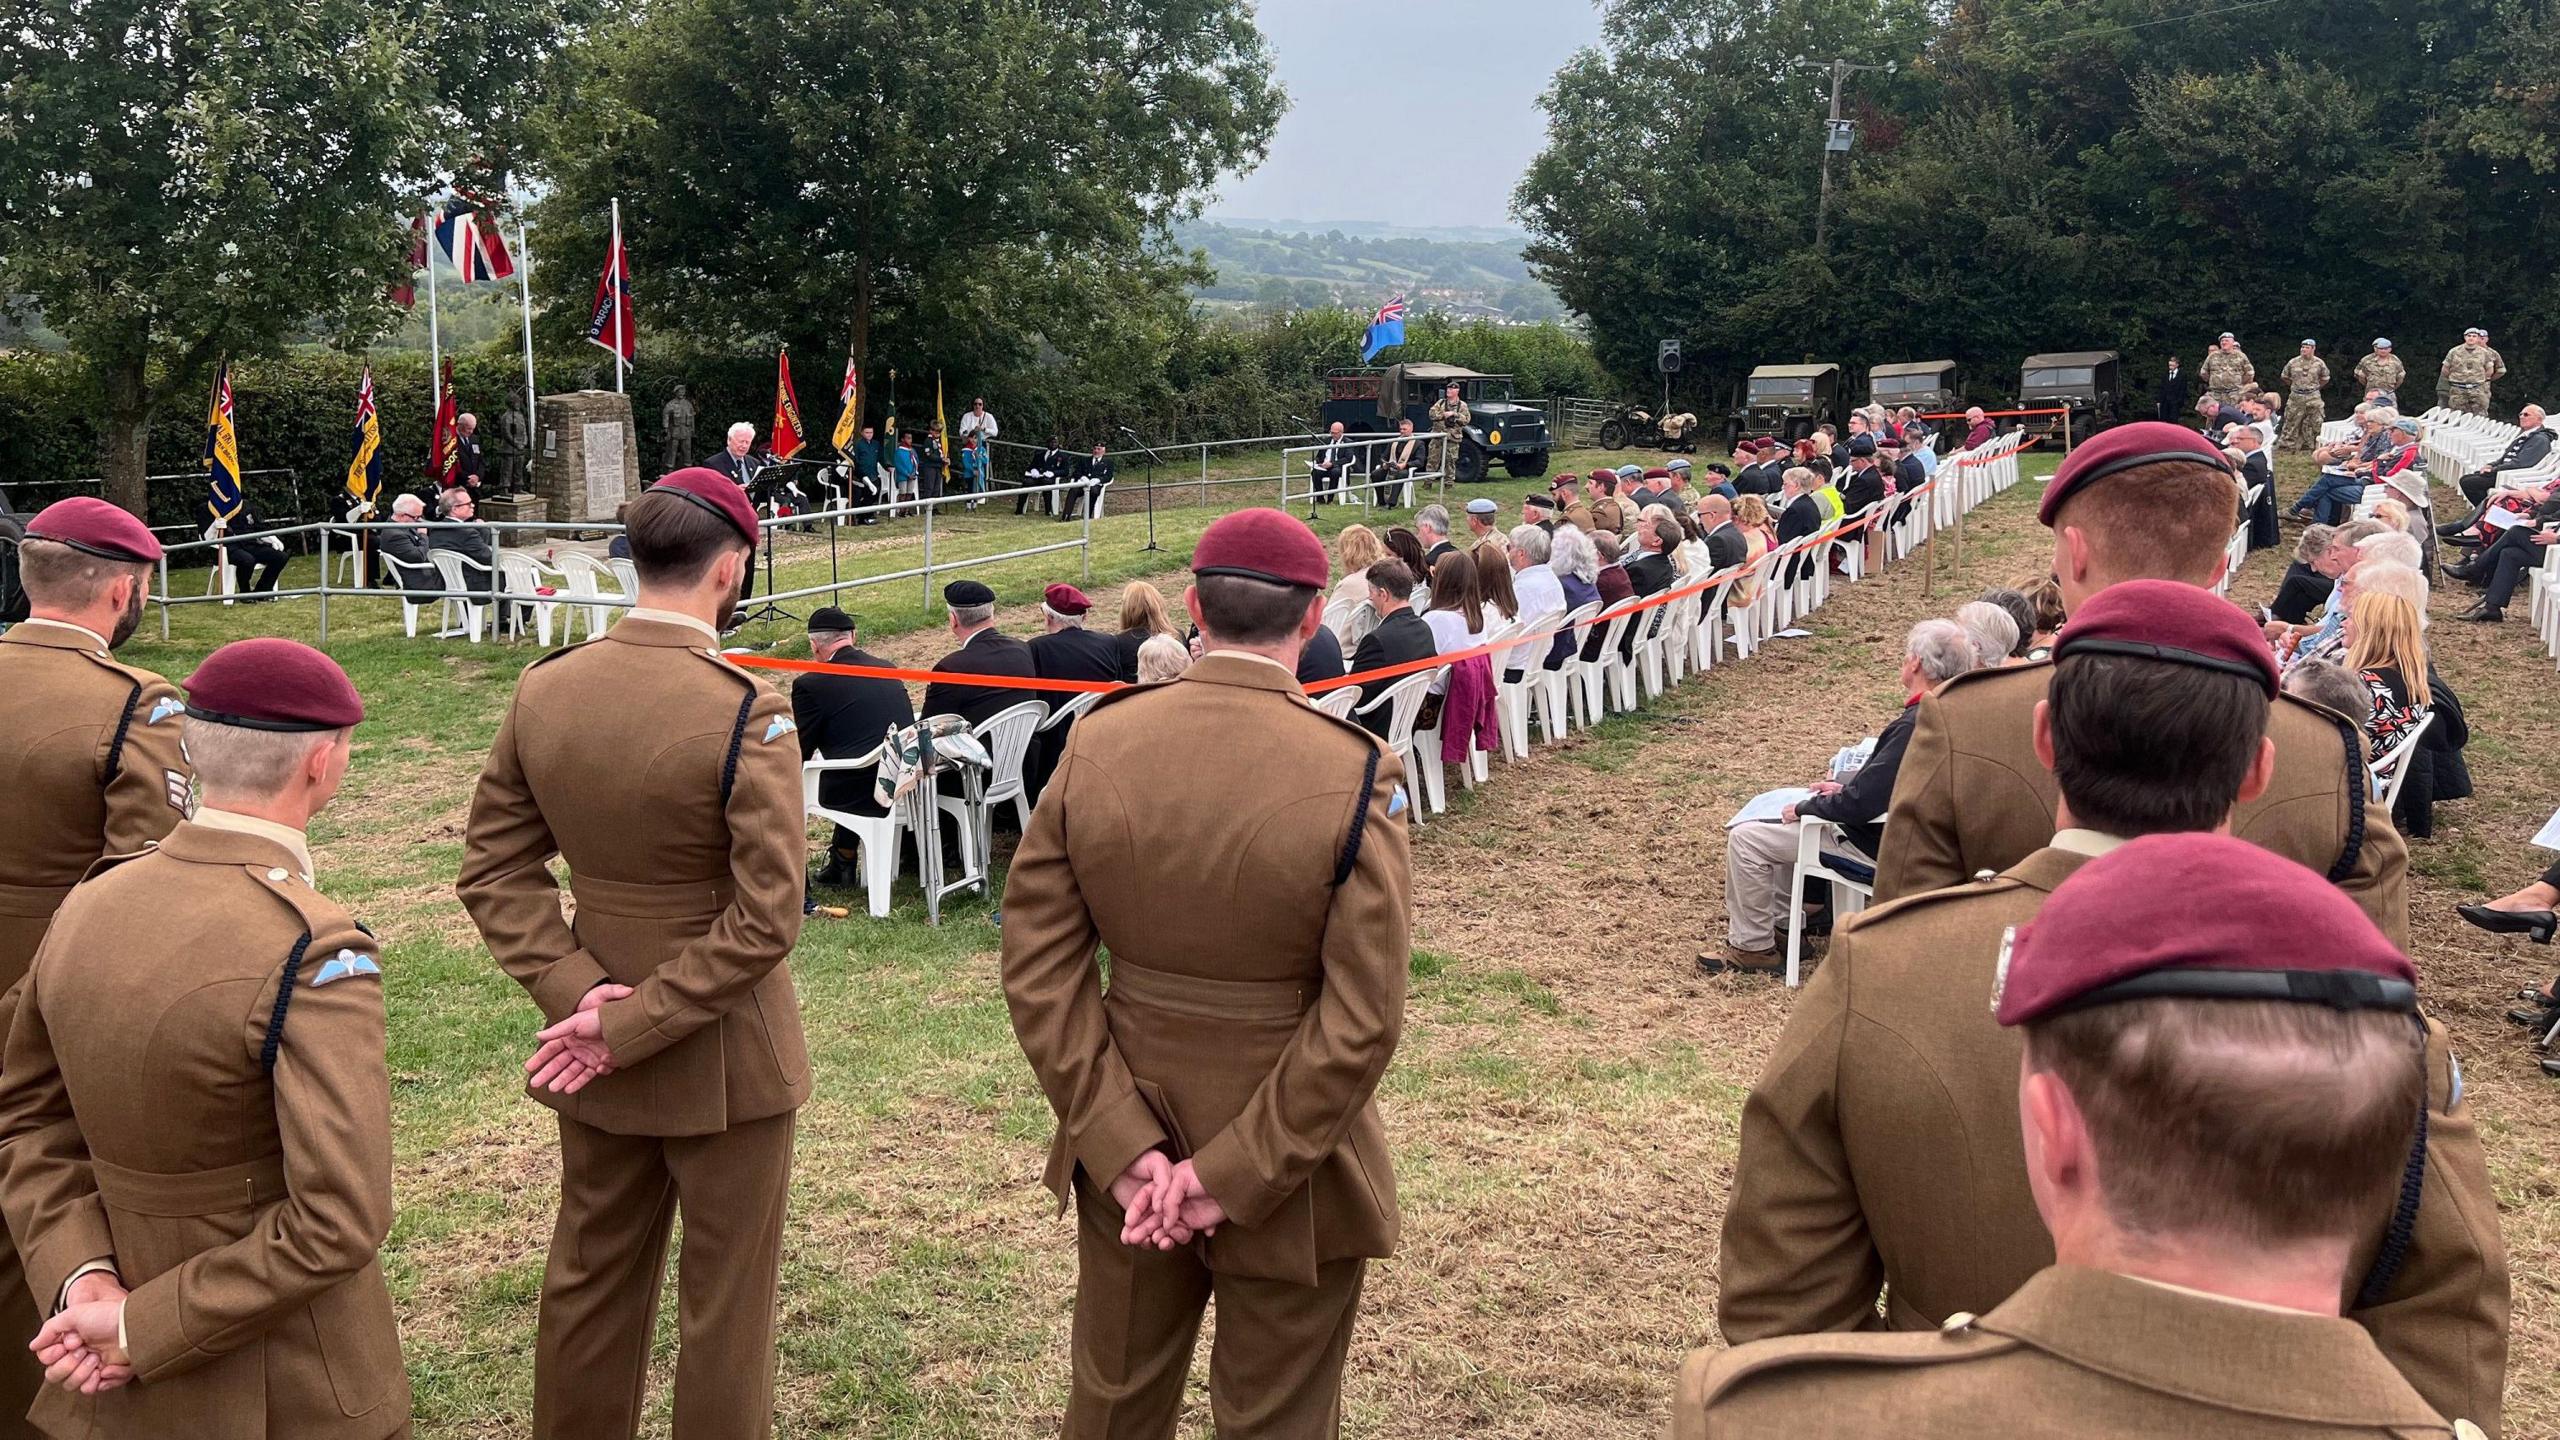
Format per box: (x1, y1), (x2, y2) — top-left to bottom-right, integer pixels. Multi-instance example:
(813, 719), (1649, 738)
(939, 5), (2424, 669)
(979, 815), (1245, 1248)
(0, 624), (188, 998)
(457, 617), (810, 1138)
(1717, 844), (2510, 1435)
(0, 823), (406, 1439)
(1871, 664), (2409, 946)
(1001, 653), (1411, 1287)
(1678, 1265), (2456, 1439)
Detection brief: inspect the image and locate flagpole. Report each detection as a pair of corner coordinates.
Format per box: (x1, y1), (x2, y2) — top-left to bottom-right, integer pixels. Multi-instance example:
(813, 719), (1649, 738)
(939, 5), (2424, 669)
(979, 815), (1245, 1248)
(610, 198), (625, 395)
(518, 218), (539, 490)
(425, 211), (442, 402)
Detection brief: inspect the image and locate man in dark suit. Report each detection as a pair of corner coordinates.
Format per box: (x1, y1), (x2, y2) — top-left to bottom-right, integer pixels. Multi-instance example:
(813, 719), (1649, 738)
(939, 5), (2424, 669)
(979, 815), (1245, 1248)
(428, 485), (494, 571)
(202, 495), (288, 598)
(456, 412), (487, 493)
(1840, 438), (1887, 514)
(702, 422), (767, 490)
(1070, 443), (1114, 521)
(921, 580), (1039, 726)
(373, 492), (439, 598)
(1297, 619), (1347, 686)
(2155, 356), (2188, 422)
(1025, 582), (1123, 796)
(795, 606), (915, 884)
(1700, 494), (1748, 571)
(1888, 436), (1926, 498)
(2446, 402), (2552, 513)
(1347, 559), (1433, 738)
(1307, 423), (1357, 505)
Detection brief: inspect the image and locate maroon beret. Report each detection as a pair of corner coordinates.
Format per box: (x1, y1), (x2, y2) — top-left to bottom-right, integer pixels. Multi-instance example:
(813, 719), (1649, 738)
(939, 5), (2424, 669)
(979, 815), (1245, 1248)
(1042, 582), (1091, 616)
(2053, 579), (2279, 696)
(1642, 467), (1673, 480)
(184, 638), (365, 732)
(2037, 420), (2235, 526)
(649, 467), (758, 545)
(24, 497), (162, 563)
(1553, 472), (1581, 487)
(1191, 507), (1328, 590)
(1994, 834), (2416, 1027)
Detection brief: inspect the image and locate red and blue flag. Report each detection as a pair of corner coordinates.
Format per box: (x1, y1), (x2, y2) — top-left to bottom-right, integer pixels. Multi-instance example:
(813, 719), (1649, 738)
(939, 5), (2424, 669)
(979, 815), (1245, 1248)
(432, 195), (516, 284)
(1361, 293), (1408, 363)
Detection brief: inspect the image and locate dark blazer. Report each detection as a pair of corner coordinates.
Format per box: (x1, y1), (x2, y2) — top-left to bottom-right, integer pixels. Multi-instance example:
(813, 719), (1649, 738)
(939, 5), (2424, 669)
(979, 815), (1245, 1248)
(1798, 700), (1917, 859)
(1776, 492), (1823, 545)
(1297, 622), (1347, 686)
(1893, 454), (1926, 496)
(701, 449), (765, 488)
(1705, 522), (1748, 572)
(1080, 455), (1116, 485)
(1840, 463), (1887, 515)
(457, 433), (485, 488)
(1584, 564), (1636, 662)
(1423, 540), (1457, 569)
(1349, 607), (1435, 737)
(1026, 624), (1122, 794)
(793, 649), (915, 817)
(428, 517), (494, 571)
(921, 628), (1039, 728)
(2155, 368), (2189, 422)
(1626, 549), (1673, 598)
(1112, 626), (1158, 684)
(373, 522), (437, 598)
(2485, 427), (2554, 475)
(2270, 561), (2335, 626)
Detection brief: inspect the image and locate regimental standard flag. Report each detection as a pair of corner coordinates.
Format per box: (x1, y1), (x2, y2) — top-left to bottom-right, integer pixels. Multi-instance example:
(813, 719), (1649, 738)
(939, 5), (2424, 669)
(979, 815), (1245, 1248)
(203, 361), (243, 524)
(345, 368), (383, 512)
(771, 350), (807, 459)
(584, 206), (636, 363)
(429, 359), (460, 488)
(830, 342), (861, 455)
(934, 371), (949, 456)
(1361, 294), (1408, 363)
(432, 195), (517, 284)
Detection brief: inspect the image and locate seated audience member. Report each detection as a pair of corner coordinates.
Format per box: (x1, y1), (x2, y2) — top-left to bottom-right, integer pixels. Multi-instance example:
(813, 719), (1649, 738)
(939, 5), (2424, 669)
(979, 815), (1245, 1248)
(920, 580), (1037, 726)
(1135, 633), (1190, 683)
(1296, 611), (1347, 687)
(795, 606), (915, 884)
(2347, 588), (2432, 756)
(1586, 474), (1627, 536)
(1586, 531), (1636, 662)
(1504, 526), (1567, 681)
(1545, 523), (1601, 671)
(2269, 523), (2340, 624)
(1464, 496), (1503, 544)
(1687, 834), (2487, 1438)
(429, 485), (494, 572)
(1026, 581), (1122, 796)
(1112, 579), (1179, 683)
(1962, 406), (1992, 448)
(2269, 518), (2390, 658)
(2018, 574), (2064, 659)
(2295, 553), (2426, 675)
(2445, 402), (2551, 509)
(1473, 539), (1519, 627)
(1839, 440), (1888, 515)
(2447, 478), (2560, 623)
(2284, 658), (2373, 728)
(1370, 418), (1423, 507)
(1697, 495), (1747, 573)
(1306, 422), (1358, 503)
(1329, 524), (1387, 624)
(1522, 490), (1561, 532)
(1731, 494), (1777, 607)
(1672, 511), (1713, 580)
(1383, 526), (1433, 611)
(2226, 425), (2278, 550)
(1976, 587), (2036, 662)
(203, 493), (289, 598)
(1421, 551), (1486, 697)
(373, 493), (438, 597)
(1955, 599), (2020, 670)
(1417, 504), (1457, 567)
(2458, 861), (2560, 946)
(1710, 619), (1976, 974)
(1348, 559), (1433, 737)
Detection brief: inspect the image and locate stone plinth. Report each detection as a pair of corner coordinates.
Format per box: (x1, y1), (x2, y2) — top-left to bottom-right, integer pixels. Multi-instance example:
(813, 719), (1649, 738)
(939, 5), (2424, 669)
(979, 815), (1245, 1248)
(538, 390), (643, 524)
(480, 493), (550, 547)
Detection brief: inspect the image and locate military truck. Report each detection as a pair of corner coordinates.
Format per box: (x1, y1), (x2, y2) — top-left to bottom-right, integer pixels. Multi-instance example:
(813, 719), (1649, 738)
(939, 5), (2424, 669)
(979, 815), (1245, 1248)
(1725, 363), (1842, 444)
(1868, 360), (1958, 415)
(2017, 351), (2124, 438)
(1320, 362), (1550, 482)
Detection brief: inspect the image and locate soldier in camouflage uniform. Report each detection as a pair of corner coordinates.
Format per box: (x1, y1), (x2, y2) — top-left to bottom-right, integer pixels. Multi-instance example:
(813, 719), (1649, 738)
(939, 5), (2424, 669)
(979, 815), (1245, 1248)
(2278, 340), (2329, 451)
(2354, 338), (2405, 405)
(1427, 381), (1473, 483)
(2197, 332), (2255, 412)
(2441, 328), (2505, 416)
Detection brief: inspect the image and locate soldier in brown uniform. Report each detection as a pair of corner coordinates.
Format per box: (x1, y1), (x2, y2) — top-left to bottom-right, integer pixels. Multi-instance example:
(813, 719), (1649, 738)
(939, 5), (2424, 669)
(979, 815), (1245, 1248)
(1718, 582), (2508, 1433)
(1871, 421), (2408, 946)
(0, 498), (189, 1433)
(457, 469), (809, 1440)
(1680, 836), (2482, 1439)
(1002, 508), (1410, 1439)
(0, 639), (407, 1437)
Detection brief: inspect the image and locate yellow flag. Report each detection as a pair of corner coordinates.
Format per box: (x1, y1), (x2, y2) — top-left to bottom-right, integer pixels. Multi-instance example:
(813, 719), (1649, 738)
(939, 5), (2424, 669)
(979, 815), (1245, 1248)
(935, 371), (949, 458)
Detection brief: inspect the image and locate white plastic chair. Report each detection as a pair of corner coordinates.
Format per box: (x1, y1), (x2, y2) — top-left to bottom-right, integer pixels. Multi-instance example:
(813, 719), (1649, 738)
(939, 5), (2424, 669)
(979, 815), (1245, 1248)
(1785, 816), (1876, 989)
(1352, 670), (1436, 819)
(934, 701), (1046, 879)
(557, 551), (631, 642)
(496, 550), (566, 646)
(199, 523), (238, 605)
(1572, 611), (1634, 727)
(803, 743), (904, 917)
(609, 556), (639, 599)
(327, 524), (368, 588)
(426, 550), (491, 642)
(1534, 601), (1597, 743)
(1311, 686), (1362, 721)
(2369, 712), (2437, 809)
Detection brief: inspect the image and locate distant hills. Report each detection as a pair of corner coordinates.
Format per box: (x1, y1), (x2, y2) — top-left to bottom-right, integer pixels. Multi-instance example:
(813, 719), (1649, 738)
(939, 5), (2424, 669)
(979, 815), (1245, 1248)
(1178, 218), (1567, 322)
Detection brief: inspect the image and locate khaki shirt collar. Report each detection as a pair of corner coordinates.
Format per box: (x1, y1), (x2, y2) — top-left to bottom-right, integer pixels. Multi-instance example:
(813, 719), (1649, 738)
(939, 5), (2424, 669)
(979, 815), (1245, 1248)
(6, 618), (112, 653)
(188, 808), (316, 886)
(622, 607), (721, 645)
(1979, 1266), (2443, 1429)
(2049, 828), (2127, 859)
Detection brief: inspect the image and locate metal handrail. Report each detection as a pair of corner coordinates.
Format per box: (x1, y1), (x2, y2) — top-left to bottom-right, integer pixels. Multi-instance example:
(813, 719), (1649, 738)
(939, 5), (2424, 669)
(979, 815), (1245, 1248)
(1279, 434), (1450, 511)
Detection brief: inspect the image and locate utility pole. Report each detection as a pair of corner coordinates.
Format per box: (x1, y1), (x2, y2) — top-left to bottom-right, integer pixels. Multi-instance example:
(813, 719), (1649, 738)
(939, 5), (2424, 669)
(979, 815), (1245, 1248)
(1796, 56), (1897, 254)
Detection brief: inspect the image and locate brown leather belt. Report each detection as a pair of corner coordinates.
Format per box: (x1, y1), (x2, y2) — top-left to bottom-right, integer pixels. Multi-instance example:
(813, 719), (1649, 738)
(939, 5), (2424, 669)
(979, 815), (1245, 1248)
(0, 881), (76, 918)
(1106, 958), (1316, 1022)
(570, 873), (734, 919)
(91, 1152), (288, 1217)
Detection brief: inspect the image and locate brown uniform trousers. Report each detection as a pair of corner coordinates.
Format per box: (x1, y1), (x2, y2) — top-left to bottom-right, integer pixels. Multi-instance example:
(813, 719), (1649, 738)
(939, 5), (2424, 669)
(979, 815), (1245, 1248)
(1678, 1265), (2459, 1439)
(0, 823), (405, 1439)
(458, 617), (810, 1440)
(1718, 843), (2511, 1433)
(1872, 663), (2409, 946)
(0, 623), (189, 1434)
(1001, 654), (1410, 1439)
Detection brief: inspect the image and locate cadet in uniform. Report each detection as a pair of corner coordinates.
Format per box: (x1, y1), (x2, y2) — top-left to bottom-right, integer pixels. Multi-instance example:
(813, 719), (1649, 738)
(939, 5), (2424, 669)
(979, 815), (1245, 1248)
(1719, 582), (2508, 1432)
(1002, 508), (1410, 1439)
(2280, 339), (2331, 450)
(458, 469), (809, 1440)
(1428, 381), (1471, 482)
(0, 498), (189, 1433)
(2197, 331), (2255, 412)
(2357, 337), (2406, 404)
(1871, 422), (2409, 945)
(1680, 835), (2483, 1440)
(0, 639), (407, 1438)
(2441, 327), (2505, 415)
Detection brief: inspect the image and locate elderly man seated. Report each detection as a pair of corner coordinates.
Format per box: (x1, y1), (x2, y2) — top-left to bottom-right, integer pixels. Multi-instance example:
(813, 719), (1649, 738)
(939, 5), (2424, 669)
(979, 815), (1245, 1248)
(1709, 618), (1977, 975)
(2446, 402), (2551, 511)
(428, 485), (494, 570)
(372, 493), (439, 598)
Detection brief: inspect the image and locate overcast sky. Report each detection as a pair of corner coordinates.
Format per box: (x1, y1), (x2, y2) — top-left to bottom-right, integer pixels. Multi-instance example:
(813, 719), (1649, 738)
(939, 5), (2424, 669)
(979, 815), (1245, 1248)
(1210, 0), (1606, 233)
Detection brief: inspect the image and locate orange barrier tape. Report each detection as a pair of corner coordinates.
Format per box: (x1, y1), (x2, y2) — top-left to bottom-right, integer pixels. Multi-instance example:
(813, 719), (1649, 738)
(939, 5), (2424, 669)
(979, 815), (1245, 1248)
(731, 443), (2039, 702)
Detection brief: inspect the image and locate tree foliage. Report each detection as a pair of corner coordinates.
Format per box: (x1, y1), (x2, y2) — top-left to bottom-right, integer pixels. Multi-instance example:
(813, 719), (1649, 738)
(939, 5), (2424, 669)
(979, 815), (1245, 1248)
(1521, 0), (2560, 409)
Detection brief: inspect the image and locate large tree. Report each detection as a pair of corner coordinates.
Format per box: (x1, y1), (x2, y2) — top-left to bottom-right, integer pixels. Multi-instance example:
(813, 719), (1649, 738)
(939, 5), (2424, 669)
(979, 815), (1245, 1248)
(0, 0), (590, 515)
(531, 0), (1283, 425)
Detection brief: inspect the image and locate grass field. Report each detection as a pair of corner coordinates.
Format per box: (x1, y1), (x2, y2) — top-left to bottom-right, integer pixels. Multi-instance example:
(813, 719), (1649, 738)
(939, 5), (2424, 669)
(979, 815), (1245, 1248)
(110, 444), (2560, 1436)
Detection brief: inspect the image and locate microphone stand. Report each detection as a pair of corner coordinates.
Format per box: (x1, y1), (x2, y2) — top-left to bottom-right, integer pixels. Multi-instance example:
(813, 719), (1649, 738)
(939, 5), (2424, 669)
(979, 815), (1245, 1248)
(1120, 426), (1164, 552)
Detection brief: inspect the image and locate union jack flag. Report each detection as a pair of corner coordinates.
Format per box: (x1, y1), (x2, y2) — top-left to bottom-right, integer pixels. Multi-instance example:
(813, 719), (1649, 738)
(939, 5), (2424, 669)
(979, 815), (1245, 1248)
(432, 195), (516, 284)
(1361, 293), (1408, 363)
(1373, 294), (1408, 326)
